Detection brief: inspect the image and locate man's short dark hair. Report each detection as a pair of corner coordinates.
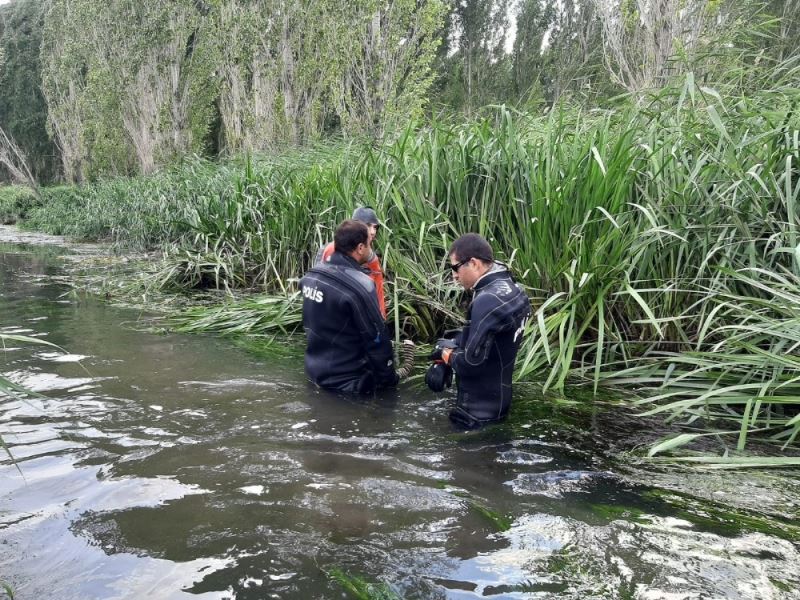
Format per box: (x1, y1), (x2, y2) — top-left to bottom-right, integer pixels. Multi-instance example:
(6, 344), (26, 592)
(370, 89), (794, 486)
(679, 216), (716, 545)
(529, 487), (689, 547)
(334, 219), (369, 255)
(449, 233), (494, 264)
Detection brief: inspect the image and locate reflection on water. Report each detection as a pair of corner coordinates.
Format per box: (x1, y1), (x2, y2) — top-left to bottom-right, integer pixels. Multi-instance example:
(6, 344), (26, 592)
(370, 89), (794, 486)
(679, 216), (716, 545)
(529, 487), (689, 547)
(2, 238), (800, 599)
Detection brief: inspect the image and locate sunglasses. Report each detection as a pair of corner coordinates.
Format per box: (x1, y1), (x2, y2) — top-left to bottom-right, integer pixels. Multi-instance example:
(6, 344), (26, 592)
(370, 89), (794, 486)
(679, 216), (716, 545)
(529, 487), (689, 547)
(446, 258), (470, 273)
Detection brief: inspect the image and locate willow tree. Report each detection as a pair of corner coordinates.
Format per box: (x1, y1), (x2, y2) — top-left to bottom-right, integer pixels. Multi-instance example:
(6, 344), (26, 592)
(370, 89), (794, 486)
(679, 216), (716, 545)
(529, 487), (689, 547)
(217, 0), (281, 153)
(435, 0), (514, 114)
(0, 10), (30, 185)
(0, 125), (36, 189)
(593, 0), (735, 93)
(544, 0), (608, 102)
(333, 0), (446, 136)
(217, 0), (446, 151)
(111, 1), (219, 173)
(40, 0), (92, 182)
(276, 0), (344, 145)
(41, 0), (218, 179)
(218, 0), (354, 152)
(88, 0), (219, 174)
(0, 0), (56, 182)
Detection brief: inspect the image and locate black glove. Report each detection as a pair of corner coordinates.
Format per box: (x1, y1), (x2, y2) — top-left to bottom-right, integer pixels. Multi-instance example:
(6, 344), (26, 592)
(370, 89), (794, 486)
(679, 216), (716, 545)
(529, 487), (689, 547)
(425, 362), (453, 392)
(429, 337), (458, 362)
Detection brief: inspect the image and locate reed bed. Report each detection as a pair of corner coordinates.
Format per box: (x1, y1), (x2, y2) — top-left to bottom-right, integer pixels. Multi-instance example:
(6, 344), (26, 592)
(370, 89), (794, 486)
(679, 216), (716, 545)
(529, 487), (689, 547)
(19, 58), (800, 458)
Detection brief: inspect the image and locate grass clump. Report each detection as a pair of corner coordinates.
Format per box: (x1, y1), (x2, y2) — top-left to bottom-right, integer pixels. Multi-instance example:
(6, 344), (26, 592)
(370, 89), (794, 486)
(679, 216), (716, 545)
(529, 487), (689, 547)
(0, 185), (39, 224)
(169, 293), (302, 335)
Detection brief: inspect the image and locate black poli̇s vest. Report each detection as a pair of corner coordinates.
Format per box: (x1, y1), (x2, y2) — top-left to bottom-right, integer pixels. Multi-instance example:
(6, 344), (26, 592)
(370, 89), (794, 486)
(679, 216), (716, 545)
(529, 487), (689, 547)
(300, 251), (397, 394)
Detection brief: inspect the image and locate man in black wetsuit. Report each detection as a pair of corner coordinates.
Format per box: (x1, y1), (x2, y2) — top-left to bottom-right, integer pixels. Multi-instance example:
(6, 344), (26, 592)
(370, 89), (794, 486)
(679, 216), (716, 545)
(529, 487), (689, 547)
(429, 233), (531, 428)
(300, 219), (400, 394)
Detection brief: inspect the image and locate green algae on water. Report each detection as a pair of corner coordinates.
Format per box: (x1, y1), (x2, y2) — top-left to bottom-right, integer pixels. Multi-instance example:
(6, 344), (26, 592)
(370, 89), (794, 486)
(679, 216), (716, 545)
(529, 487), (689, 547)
(468, 500), (513, 532)
(643, 489), (800, 542)
(589, 503), (646, 523)
(327, 568), (401, 600)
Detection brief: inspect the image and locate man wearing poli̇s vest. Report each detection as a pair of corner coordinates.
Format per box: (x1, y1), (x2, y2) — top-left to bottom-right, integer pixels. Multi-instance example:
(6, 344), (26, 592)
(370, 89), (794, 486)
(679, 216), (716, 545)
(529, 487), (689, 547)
(301, 220), (400, 394)
(315, 206), (386, 318)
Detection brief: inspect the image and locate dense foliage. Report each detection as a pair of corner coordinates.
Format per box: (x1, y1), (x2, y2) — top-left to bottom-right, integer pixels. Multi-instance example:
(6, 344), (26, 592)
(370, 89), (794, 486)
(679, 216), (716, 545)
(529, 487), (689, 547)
(0, 0), (56, 181)
(0, 183), (37, 223)
(3, 0), (796, 183)
(34, 0), (448, 182)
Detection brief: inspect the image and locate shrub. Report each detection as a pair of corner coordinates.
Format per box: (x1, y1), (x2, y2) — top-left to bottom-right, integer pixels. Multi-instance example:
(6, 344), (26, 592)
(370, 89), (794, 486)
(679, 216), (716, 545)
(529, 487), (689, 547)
(0, 185), (40, 224)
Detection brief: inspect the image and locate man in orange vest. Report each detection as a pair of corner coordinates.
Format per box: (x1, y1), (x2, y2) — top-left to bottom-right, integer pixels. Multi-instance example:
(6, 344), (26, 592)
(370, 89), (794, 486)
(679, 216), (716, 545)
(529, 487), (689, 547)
(315, 207), (386, 319)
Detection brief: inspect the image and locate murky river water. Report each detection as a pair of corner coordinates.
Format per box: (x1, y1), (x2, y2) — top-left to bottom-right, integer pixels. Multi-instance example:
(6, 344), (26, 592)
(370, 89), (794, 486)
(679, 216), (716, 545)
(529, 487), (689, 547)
(2, 235), (800, 599)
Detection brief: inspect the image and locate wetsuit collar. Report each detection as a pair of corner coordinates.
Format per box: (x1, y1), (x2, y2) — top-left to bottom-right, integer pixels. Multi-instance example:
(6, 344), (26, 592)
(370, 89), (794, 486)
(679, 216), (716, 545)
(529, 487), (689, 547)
(328, 250), (370, 273)
(473, 264), (509, 292)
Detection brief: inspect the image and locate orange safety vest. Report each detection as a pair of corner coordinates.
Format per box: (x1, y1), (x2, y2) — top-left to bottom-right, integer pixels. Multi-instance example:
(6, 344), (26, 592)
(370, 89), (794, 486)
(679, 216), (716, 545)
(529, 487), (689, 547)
(320, 242), (386, 319)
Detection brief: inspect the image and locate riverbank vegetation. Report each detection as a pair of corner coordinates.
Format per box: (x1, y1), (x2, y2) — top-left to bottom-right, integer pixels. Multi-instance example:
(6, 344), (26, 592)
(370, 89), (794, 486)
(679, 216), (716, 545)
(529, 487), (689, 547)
(12, 61), (800, 461)
(2, 0), (800, 462)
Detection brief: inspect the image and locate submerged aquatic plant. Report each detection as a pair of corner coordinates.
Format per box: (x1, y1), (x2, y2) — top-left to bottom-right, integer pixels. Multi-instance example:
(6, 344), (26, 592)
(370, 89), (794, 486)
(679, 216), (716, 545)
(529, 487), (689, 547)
(169, 292), (302, 335)
(468, 500), (513, 532)
(642, 489), (800, 541)
(327, 568), (401, 600)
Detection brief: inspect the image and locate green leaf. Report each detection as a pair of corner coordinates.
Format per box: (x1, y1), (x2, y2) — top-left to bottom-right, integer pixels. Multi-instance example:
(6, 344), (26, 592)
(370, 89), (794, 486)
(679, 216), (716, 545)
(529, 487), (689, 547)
(648, 433), (707, 457)
(623, 284), (663, 338)
(706, 105), (731, 142)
